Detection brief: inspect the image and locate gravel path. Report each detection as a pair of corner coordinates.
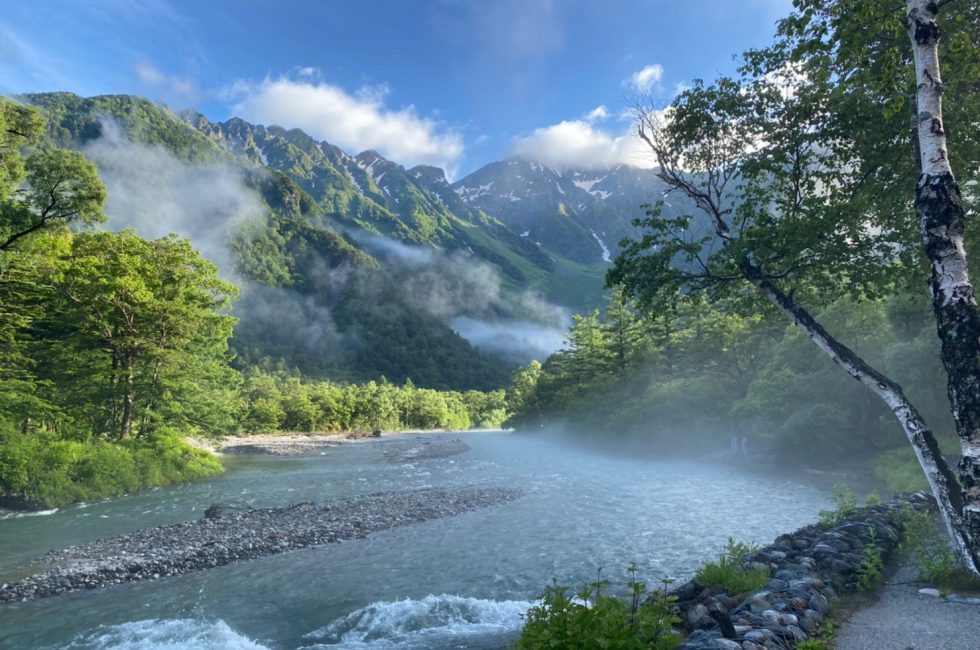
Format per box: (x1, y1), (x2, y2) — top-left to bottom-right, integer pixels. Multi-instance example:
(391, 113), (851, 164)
(836, 565), (980, 650)
(0, 486), (521, 604)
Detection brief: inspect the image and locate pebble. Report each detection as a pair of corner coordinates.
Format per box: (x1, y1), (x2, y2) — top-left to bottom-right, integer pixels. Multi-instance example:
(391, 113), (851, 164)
(918, 587), (942, 598)
(0, 486), (521, 604)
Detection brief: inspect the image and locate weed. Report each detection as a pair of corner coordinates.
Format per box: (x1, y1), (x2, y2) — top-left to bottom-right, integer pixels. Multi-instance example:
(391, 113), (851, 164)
(695, 538), (770, 600)
(819, 483), (858, 526)
(856, 528), (884, 591)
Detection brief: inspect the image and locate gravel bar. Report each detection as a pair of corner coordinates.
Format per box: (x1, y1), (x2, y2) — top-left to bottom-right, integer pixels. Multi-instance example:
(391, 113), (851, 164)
(0, 486), (522, 604)
(377, 437), (470, 462)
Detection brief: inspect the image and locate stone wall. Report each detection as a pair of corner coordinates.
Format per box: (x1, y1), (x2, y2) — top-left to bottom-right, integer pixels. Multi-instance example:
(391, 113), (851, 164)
(670, 493), (931, 650)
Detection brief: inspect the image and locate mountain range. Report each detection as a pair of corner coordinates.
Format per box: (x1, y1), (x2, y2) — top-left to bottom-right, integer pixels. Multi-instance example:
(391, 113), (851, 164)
(22, 92), (682, 389)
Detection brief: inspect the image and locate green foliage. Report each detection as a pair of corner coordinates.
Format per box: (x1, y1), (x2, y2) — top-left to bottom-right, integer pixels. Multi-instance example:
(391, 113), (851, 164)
(819, 484), (859, 527)
(516, 565), (680, 650)
(856, 529), (884, 591)
(900, 508), (980, 593)
(695, 538), (769, 600)
(871, 435), (959, 497)
(506, 288), (948, 471)
(238, 370), (506, 434)
(1, 97), (106, 252)
(0, 427), (221, 507)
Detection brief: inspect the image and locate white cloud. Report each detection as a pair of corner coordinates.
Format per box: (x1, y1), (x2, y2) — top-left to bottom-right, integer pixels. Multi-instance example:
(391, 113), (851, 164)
(295, 66), (320, 78)
(626, 64), (664, 94)
(229, 77), (464, 174)
(585, 105), (609, 122)
(134, 61), (200, 104)
(510, 119), (653, 170)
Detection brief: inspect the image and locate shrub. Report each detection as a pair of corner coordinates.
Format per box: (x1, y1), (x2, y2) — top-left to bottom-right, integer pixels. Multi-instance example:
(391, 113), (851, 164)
(0, 428), (223, 508)
(856, 528), (884, 591)
(818, 483), (859, 526)
(516, 565), (680, 650)
(695, 538), (770, 600)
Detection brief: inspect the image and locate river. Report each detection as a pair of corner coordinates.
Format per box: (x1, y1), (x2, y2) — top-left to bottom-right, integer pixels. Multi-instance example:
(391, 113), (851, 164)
(0, 431), (831, 649)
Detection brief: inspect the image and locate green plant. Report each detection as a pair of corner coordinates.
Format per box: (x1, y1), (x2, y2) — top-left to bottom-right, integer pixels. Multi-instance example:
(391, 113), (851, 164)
(819, 483), (859, 526)
(856, 528), (884, 591)
(795, 619), (840, 650)
(516, 564), (680, 650)
(695, 538), (770, 600)
(900, 507), (980, 593)
(863, 492), (881, 507)
(795, 640), (832, 650)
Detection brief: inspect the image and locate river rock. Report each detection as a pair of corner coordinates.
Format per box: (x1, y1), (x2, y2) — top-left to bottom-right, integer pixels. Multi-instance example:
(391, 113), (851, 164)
(671, 494), (931, 650)
(0, 486), (521, 604)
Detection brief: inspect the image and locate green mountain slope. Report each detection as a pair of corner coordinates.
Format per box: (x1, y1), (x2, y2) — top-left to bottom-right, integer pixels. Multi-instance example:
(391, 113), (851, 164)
(24, 92), (512, 389)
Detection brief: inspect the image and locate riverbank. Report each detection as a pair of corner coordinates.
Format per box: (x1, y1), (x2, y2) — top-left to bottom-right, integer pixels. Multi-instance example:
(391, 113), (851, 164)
(0, 485), (522, 604)
(669, 493), (931, 650)
(188, 428), (496, 457)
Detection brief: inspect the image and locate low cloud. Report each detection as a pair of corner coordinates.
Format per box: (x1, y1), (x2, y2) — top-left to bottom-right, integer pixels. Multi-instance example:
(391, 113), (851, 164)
(82, 119), (348, 358)
(228, 77), (464, 174)
(353, 233), (570, 361)
(83, 118), (263, 278)
(626, 64), (664, 94)
(83, 119), (565, 364)
(510, 119), (653, 170)
(451, 316), (568, 362)
(351, 231), (436, 267)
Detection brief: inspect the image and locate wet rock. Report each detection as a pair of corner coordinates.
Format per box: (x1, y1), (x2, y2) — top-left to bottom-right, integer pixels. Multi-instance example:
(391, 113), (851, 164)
(946, 594), (980, 605)
(799, 609), (823, 632)
(688, 604), (711, 626)
(918, 587), (941, 598)
(749, 596), (771, 613)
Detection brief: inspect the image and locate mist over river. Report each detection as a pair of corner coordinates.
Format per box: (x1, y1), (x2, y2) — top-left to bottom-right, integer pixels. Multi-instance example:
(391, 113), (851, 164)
(0, 432), (831, 649)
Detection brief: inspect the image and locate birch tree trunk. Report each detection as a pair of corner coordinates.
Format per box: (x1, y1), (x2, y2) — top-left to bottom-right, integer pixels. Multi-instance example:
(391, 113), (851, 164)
(907, 0), (980, 573)
(738, 261), (980, 574)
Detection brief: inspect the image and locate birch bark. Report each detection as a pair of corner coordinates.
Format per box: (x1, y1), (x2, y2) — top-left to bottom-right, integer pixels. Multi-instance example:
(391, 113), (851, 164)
(907, 0), (980, 574)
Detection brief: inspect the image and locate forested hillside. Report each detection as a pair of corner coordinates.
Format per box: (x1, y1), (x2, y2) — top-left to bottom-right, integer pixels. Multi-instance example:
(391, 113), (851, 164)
(0, 97), (511, 508)
(25, 92), (514, 390)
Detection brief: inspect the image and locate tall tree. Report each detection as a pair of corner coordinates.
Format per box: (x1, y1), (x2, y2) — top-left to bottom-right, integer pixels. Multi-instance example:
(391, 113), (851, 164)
(905, 0), (980, 554)
(43, 230), (239, 439)
(0, 98), (105, 251)
(611, 36), (980, 570)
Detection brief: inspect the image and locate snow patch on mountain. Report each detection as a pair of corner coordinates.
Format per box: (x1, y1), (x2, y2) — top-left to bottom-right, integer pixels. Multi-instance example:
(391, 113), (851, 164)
(590, 229), (612, 263)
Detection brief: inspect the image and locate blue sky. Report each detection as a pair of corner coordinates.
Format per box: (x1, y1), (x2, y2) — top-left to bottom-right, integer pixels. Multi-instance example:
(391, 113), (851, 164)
(1, 0), (793, 178)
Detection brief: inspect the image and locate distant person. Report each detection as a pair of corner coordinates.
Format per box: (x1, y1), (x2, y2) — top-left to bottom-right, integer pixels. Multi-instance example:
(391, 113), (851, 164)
(741, 436), (748, 455)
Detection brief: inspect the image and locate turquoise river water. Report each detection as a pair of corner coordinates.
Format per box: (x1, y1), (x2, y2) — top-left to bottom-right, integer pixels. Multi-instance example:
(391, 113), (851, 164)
(0, 431), (831, 649)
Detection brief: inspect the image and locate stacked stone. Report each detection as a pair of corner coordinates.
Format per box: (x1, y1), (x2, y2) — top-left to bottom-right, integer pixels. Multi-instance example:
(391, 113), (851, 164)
(672, 493), (931, 650)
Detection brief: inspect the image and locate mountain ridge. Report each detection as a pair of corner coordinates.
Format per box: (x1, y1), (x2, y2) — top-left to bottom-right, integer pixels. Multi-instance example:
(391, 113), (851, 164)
(18, 91), (685, 389)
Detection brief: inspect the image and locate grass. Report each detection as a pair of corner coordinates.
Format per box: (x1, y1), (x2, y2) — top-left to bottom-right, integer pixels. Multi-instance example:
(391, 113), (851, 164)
(0, 428), (223, 508)
(695, 538), (770, 600)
